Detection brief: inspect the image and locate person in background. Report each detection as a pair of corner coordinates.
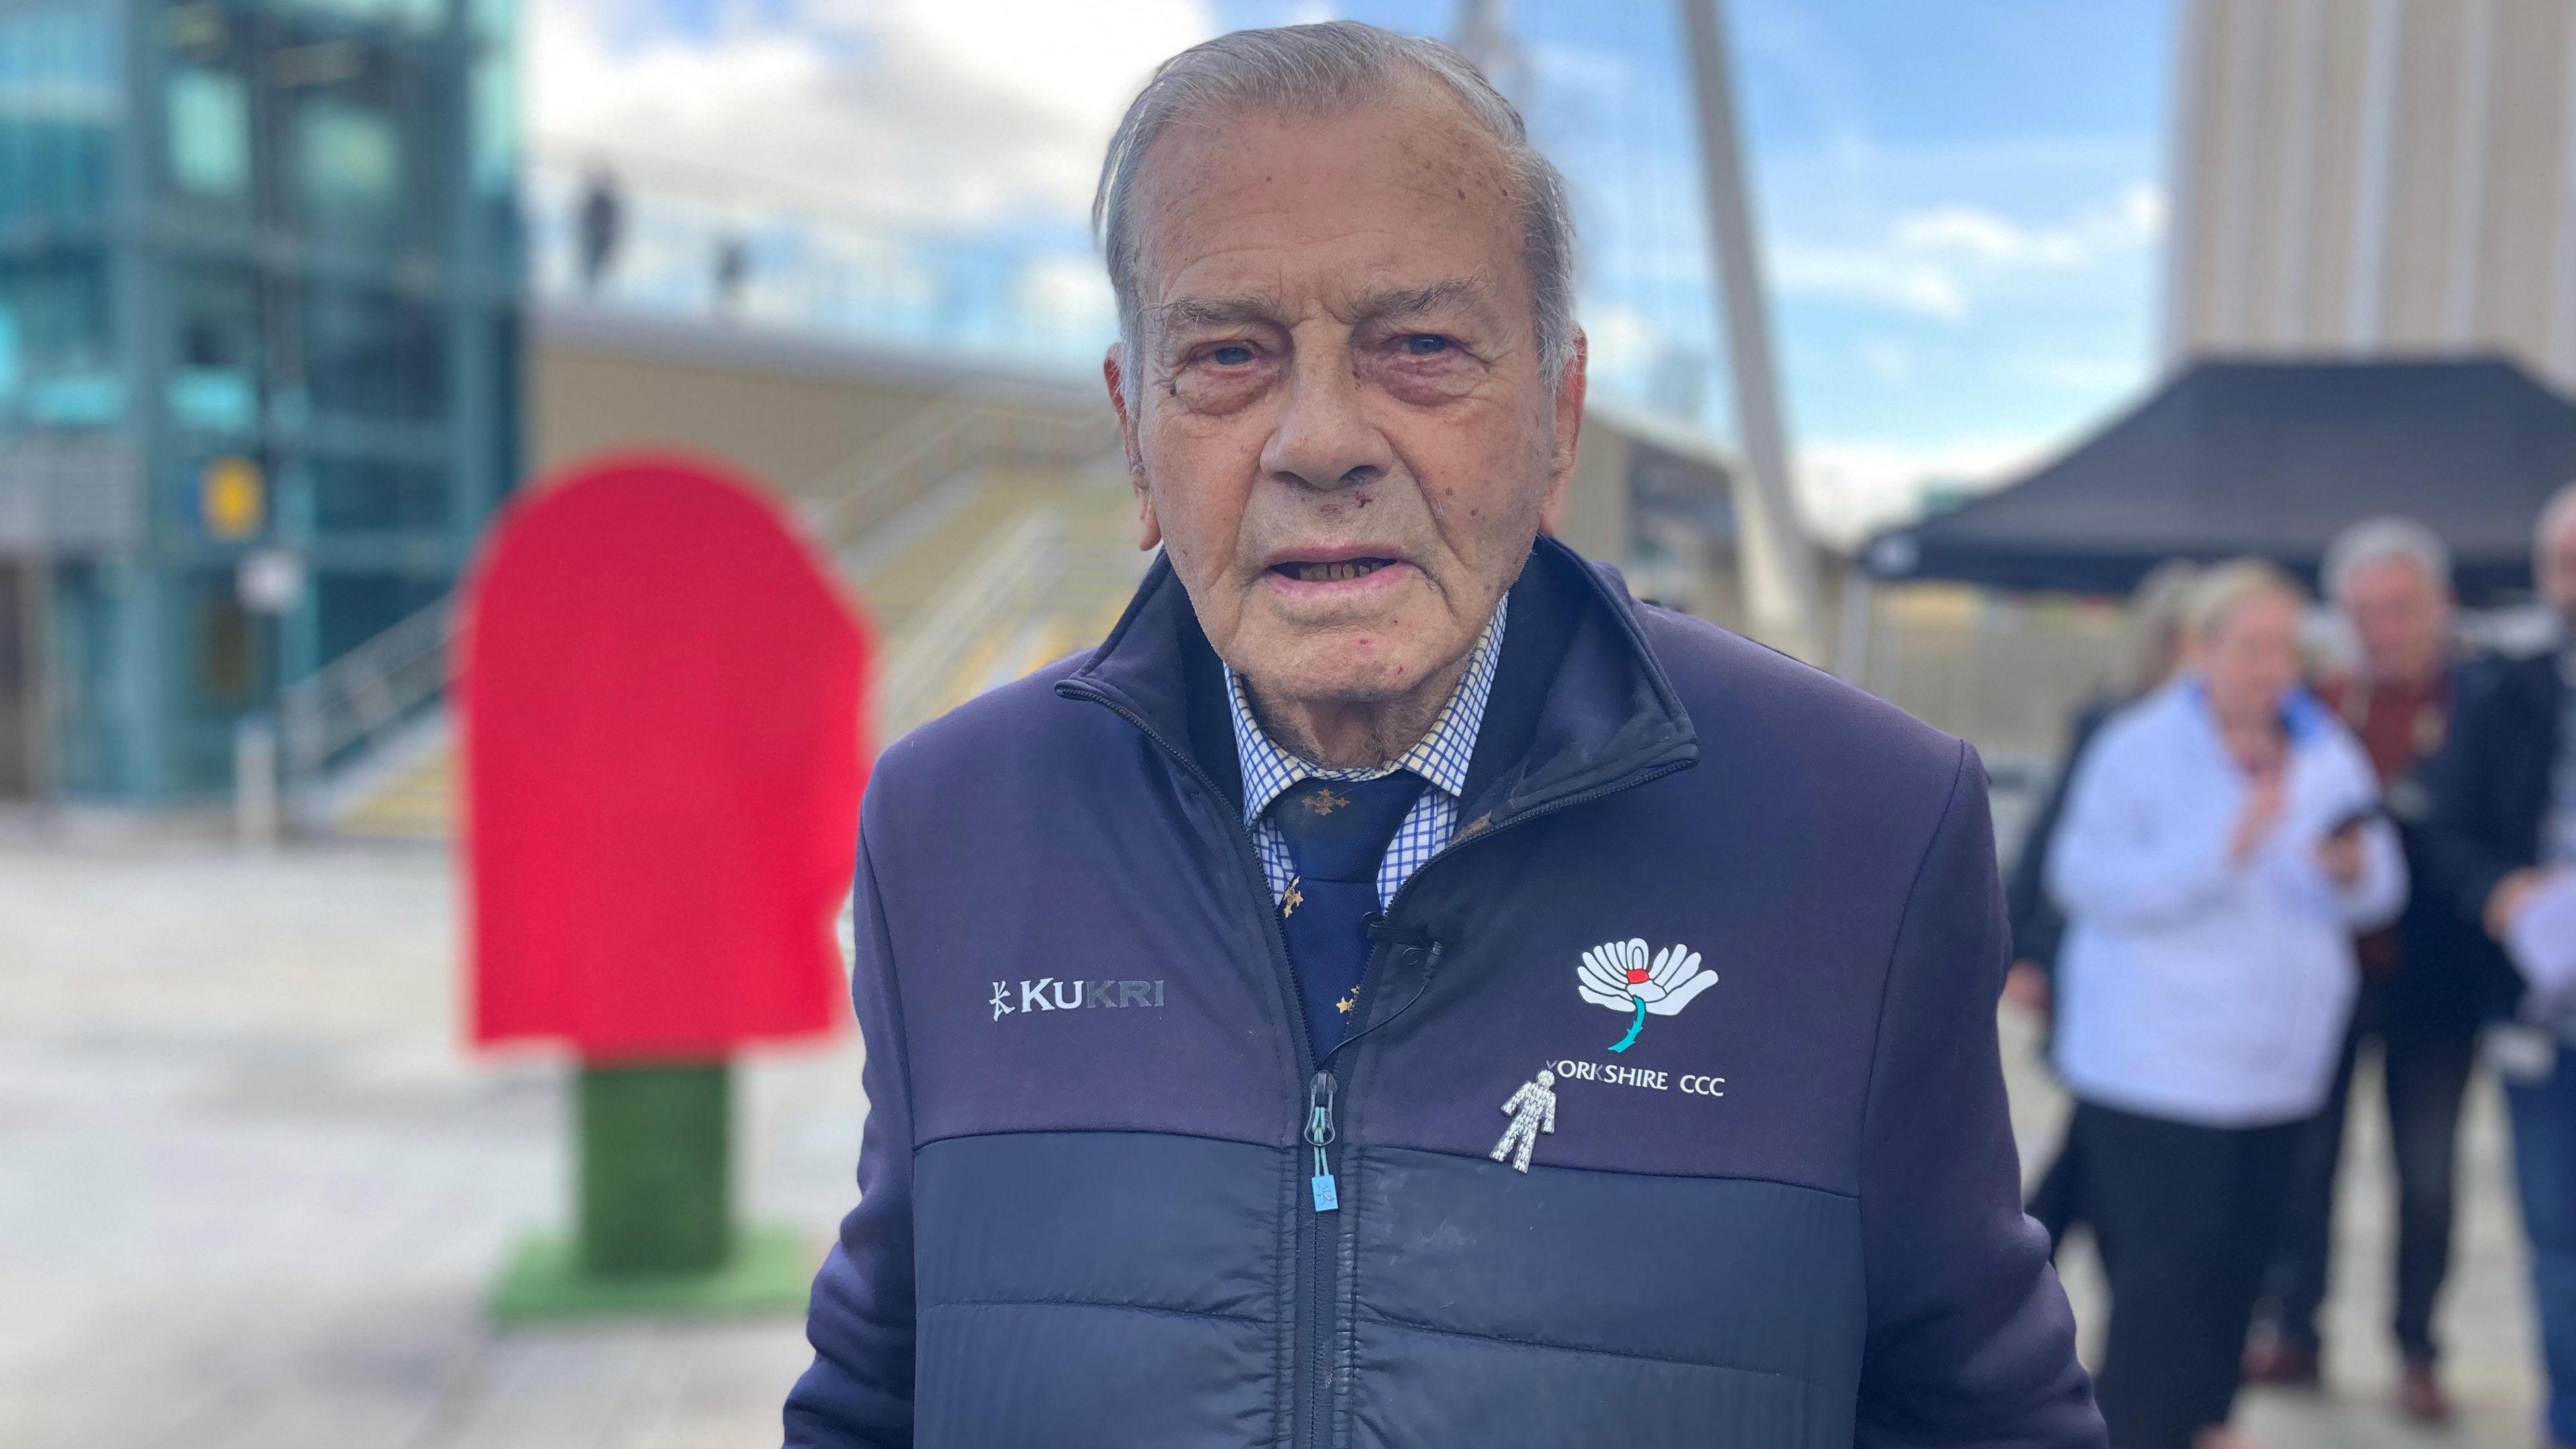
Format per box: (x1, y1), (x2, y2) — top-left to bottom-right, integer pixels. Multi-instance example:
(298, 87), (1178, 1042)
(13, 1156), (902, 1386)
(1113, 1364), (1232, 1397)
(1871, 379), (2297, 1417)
(2008, 559), (2201, 1252)
(2420, 482), (2576, 1449)
(2244, 520), (2483, 1422)
(2049, 559), (2406, 1449)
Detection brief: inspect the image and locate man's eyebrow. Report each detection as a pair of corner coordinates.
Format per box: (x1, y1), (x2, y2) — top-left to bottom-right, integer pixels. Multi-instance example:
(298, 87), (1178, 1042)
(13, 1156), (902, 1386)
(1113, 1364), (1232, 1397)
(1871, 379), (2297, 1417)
(1349, 276), (1494, 328)
(1148, 295), (1284, 333)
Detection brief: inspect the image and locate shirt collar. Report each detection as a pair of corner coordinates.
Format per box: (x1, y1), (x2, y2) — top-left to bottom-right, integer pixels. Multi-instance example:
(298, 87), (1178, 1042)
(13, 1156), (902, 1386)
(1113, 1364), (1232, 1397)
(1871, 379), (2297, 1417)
(1226, 595), (1508, 821)
(2180, 676), (2328, 745)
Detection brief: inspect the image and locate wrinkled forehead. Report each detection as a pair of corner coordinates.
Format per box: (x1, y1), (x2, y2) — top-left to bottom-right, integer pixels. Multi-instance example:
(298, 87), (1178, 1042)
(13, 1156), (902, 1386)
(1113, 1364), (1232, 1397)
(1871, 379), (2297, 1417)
(2343, 552), (2437, 596)
(1126, 89), (1529, 324)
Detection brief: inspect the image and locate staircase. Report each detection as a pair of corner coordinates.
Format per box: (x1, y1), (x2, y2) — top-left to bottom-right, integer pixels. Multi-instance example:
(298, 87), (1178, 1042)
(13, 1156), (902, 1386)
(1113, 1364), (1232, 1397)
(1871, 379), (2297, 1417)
(869, 461), (1147, 739)
(299, 383), (1139, 843)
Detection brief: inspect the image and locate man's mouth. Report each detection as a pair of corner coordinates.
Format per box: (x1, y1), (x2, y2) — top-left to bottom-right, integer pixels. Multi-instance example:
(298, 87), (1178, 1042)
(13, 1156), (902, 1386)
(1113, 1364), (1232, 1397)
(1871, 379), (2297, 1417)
(1273, 558), (1398, 584)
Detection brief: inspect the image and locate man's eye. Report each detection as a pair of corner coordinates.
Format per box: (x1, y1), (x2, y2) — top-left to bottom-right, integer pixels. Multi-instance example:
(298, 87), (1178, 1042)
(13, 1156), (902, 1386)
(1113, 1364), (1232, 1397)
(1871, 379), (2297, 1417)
(1208, 344), (1255, 366)
(1401, 334), (1452, 356)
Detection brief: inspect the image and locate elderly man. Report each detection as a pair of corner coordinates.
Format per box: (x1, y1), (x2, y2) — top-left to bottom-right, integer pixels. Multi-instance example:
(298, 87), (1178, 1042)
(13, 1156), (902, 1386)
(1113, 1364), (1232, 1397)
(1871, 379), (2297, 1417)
(2422, 483), (2576, 1449)
(786, 23), (2100, 1449)
(2247, 520), (2491, 1421)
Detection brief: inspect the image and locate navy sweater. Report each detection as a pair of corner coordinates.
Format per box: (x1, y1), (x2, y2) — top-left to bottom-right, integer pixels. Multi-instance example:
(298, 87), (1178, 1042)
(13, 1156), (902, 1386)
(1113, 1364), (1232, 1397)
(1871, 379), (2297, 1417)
(788, 539), (2103, 1449)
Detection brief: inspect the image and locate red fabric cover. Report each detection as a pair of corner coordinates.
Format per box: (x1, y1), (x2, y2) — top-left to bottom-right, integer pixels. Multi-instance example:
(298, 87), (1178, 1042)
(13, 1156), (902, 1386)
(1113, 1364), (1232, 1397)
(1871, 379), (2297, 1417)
(462, 451), (869, 1057)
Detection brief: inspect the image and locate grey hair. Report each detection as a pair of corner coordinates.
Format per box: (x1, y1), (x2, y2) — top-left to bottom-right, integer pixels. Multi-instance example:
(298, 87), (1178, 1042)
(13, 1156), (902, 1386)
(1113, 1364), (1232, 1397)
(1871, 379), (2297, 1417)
(2323, 515), (2453, 602)
(2540, 481), (2576, 558)
(2183, 557), (2307, 639)
(1092, 21), (1577, 408)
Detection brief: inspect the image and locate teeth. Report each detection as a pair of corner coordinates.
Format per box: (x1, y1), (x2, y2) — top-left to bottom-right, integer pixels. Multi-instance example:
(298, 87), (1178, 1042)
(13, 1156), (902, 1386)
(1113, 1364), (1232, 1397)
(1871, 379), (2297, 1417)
(1293, 560), (1383, 582)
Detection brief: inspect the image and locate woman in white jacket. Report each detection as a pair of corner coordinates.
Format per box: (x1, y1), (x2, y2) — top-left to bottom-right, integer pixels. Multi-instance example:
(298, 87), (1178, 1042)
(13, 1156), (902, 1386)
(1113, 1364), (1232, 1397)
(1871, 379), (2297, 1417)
(2049, 559), (2406, 1449)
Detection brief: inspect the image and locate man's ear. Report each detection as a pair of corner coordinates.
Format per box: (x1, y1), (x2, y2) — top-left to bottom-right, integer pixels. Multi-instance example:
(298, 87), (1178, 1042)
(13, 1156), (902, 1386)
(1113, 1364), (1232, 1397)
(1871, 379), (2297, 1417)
(1538, 331), (1588, 536)
(1103, 345), (1162, 551)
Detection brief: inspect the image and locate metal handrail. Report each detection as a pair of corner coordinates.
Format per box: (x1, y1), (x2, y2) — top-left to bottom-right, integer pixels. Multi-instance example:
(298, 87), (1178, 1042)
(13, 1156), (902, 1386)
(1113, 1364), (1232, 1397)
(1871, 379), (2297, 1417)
(873, 506), (1067, 739)
(803, 386), (1115, 555)
(278, 593), (460, 814)
(268, 383), (1114, 828)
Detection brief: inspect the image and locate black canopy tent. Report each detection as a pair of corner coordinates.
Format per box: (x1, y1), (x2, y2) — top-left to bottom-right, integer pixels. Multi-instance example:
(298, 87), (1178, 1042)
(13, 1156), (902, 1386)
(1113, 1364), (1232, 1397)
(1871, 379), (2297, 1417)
(1864, 358), (2576, 606)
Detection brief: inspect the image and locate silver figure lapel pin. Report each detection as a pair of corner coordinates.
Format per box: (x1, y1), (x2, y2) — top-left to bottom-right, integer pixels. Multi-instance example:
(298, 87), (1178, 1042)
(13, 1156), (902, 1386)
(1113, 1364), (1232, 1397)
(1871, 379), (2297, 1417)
(1490, 1069), (1558, 1173)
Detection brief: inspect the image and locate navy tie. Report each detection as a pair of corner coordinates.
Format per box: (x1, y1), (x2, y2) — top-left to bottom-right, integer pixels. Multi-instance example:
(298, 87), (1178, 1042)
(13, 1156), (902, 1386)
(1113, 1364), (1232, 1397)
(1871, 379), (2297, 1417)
(1269, 773), (1428, 1055)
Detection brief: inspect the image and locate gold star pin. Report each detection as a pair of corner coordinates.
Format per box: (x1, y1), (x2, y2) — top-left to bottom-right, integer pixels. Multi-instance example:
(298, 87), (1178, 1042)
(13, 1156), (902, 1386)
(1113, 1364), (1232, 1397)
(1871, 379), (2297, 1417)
(1306, 787), (1350, 817)
(1281, 879), (1303, 918)
(1336, 988), (1360, 1015)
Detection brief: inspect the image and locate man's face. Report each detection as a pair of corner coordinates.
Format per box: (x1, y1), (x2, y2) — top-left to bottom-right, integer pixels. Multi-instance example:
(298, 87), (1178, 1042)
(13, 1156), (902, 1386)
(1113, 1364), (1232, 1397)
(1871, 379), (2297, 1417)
(2339, 555), (2449, 683)
(2541, 505), (2576, 638)
(1105, 91), (1584, 710)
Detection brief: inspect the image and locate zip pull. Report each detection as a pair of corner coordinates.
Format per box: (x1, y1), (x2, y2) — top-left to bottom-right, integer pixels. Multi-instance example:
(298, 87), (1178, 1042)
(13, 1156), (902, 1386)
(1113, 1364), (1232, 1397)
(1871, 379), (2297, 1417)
(1305, 1069), (1339, 1212)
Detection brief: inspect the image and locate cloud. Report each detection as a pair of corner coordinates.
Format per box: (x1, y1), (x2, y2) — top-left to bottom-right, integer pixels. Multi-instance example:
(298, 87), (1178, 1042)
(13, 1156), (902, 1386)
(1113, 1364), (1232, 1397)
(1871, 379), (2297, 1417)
(1770, 181), (2163, 321)
(1797, 433), (2051, 545)
(1770, 246), (1970, 319)
(1575, 296), (1671, 378)
(1890, 181), (2164, 269)
(1016, 252), (1117, 335)
(530, 0), (1217, 231)
(2013, 351), (2149, 393)
(1854, 336), (1916, 383)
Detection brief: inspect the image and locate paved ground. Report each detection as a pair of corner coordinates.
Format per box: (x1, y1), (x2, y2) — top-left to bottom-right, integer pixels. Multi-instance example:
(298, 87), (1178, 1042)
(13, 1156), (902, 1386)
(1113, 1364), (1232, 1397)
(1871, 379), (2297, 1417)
(0, 837), (2548, 1447)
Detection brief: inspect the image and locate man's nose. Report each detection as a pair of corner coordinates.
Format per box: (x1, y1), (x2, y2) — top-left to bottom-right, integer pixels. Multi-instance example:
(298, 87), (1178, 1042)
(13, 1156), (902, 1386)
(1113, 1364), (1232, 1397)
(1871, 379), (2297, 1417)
(1260, 344), (1391, 494)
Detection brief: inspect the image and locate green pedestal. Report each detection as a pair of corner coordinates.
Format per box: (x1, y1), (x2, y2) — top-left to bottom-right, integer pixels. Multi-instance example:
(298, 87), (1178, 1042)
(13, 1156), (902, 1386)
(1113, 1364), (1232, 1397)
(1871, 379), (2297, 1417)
(487, 1223), (816, 1323)
(582, 1062), (730, 1274)
(486, 1061), (816, 1324)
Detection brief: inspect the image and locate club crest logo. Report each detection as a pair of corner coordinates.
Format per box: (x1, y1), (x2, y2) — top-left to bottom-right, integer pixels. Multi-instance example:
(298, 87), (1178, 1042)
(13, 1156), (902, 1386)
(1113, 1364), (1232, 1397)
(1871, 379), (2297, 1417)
(1576, 938), (1718, 1053)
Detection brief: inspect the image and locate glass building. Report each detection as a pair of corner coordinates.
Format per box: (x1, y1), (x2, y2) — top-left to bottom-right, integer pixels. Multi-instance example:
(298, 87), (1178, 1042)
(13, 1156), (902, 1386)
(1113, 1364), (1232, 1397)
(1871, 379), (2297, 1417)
(0, 0), (519, 802)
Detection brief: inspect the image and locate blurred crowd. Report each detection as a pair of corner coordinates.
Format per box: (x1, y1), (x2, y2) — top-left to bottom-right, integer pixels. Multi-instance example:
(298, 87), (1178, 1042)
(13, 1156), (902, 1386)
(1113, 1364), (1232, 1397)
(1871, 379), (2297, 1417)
(2002, 486), (2576, 1449)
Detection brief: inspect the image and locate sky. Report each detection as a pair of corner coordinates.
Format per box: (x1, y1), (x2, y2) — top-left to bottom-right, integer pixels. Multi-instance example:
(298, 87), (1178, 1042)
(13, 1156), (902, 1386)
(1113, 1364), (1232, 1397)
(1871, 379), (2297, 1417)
(525, 0), (2177, 542)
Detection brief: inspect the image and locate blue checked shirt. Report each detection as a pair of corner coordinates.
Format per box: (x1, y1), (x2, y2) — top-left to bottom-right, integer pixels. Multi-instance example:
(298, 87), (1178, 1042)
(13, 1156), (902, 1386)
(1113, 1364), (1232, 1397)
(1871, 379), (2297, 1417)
(1227, 598), (1506, 909)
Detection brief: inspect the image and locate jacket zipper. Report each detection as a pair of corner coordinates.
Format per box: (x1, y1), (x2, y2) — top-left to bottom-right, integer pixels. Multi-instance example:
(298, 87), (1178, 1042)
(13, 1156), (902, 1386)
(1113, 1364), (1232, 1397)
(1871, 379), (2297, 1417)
(1290, 761), (1692, 1449)
(1061, 678), (1690, 1449)
(1053, 682), (1334, 1449)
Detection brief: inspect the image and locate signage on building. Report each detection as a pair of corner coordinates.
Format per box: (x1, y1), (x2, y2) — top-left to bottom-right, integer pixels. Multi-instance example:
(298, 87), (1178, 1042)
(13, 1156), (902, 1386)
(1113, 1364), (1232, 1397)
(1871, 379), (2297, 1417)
(201, 457), (264, 541)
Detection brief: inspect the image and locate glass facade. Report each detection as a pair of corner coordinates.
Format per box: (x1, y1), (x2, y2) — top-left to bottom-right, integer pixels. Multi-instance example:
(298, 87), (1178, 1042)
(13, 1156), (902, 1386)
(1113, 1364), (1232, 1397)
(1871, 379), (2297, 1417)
(0, 0), (521, 801)
(0, 0), (117, 227)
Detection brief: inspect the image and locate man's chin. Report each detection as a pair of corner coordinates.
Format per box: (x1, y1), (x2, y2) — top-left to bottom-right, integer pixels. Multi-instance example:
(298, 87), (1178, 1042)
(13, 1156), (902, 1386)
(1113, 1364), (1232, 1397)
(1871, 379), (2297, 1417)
(1232, 625), (1453, 710)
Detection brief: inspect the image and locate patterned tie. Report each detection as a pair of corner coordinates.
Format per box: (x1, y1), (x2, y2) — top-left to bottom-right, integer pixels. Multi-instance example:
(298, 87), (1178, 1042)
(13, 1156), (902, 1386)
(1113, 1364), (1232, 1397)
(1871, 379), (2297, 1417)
(1269, 772), (1429, 1055)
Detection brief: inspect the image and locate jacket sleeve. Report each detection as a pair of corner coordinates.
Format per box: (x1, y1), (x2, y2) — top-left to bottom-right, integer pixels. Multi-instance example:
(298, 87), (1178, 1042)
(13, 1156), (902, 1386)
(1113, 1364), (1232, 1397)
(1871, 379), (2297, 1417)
(2045, 715), (2236, 930)
(785, 823), (918, 1448)
(1858, 742), (2105, 1449)
(2418, 666), (2524, 932)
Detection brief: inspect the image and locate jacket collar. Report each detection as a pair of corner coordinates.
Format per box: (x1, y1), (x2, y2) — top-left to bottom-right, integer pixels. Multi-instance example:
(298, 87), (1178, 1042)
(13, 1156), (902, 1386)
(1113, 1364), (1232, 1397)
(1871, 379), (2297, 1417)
(1056, 535), (1699, 833)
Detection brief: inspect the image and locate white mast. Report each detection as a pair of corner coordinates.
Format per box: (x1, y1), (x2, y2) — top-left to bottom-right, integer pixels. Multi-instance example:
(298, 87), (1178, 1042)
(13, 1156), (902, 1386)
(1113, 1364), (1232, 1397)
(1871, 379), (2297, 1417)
(1677, 0), (1821, 657)
(1451, 0), (1527, 99)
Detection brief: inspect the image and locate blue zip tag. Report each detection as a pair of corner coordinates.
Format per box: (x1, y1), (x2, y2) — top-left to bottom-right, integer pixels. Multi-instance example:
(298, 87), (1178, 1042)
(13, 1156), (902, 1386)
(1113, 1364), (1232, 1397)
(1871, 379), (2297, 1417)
(1310, 1173), (1339, 1212)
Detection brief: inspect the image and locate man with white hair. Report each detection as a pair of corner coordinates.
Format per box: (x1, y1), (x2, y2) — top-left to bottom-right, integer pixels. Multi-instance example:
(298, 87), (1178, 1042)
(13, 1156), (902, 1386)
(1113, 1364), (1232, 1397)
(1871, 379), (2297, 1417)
(786, 21), (2100, 1449)
(2422, 482), (2576, 1449)
(2246, 517), (2491, 1421)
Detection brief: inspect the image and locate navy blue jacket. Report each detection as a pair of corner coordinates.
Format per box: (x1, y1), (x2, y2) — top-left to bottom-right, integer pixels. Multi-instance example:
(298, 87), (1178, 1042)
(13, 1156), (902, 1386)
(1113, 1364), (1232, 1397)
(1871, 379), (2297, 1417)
(788, 539), (2102, 1449)
(2419, 648), (2570, 1020)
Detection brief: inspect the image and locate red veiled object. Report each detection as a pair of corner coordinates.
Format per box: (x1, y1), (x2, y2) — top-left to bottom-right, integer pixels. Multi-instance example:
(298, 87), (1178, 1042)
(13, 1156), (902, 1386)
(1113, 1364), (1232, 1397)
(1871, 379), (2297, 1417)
(461, 451), (870, 1058)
